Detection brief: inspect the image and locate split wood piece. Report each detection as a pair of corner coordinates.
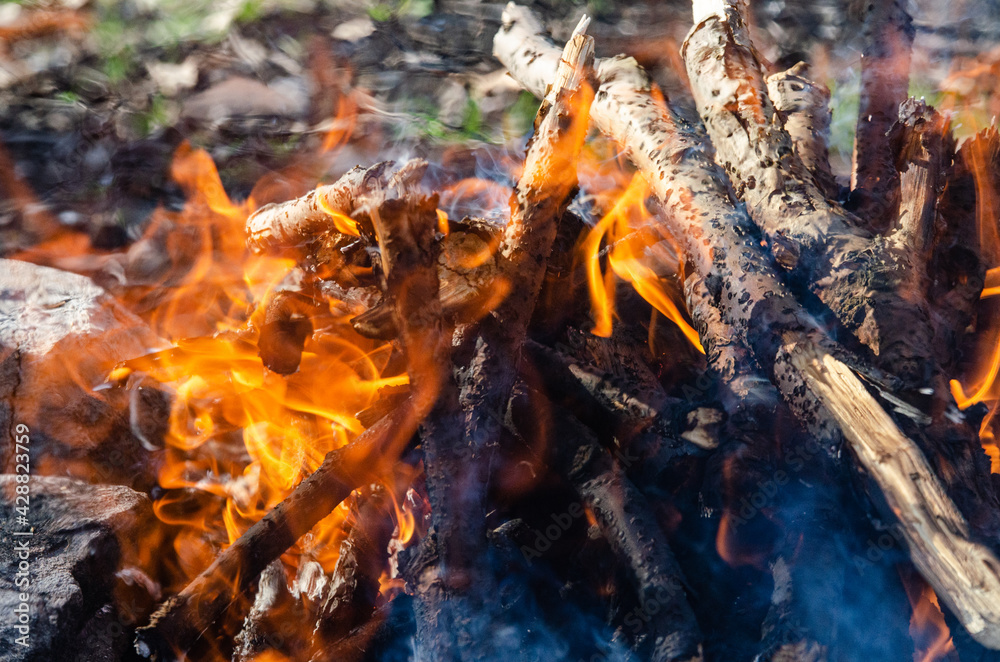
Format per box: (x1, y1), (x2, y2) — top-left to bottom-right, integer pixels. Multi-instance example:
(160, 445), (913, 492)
(893, 99), (950, 261)
(313, 486), (396, 645)
(765, 62), (838, 201)
(683, 0), (933, 387)
(509, 388), (704, 662)
(891, 99), (956, 370)
(851, 0), (915, 228)
(133, 404), (413, 661)
(786, 337), (1000, 650)
(494, 5), (1000, 648)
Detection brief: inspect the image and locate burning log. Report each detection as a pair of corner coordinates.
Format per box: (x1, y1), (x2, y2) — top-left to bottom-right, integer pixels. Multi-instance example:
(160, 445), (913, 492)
(393, 21), (598, 660)
(311, 486), (396, 645)
(456, 12), (596, 505)
(247, 167), (504, 341)
(133, 404), (413, 660)
(245, 162), (392, 257)
(494, 2), (1000, 649)
(361, 160), (483, 660)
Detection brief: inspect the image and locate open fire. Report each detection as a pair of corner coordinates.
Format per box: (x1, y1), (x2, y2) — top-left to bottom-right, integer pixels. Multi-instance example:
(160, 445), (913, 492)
(4, 1), (1000, 661)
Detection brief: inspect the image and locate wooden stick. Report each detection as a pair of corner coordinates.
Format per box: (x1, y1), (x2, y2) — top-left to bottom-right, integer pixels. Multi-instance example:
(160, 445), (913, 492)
(893, 99), (949, 259)
(133, 404), (414, 660)
(851, 0), (915, 229)
(461, 16), (595, 440)
(682, 0), (933, 386)
(885, 99), (952, 364)
(788, 339), (1000, 650)
(409, 24), (597, 660)
(366, 164), (486, 661)
(246, 163), (389, 255)
(494, 5), (1000, 648)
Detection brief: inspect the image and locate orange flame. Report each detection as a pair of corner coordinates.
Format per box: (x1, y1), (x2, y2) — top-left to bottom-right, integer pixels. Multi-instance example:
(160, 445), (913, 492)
(947, 131), (1000, 472)
(950, 136), (1000, 420)
(248, 651), (293, 662)
(437, 209), (450, 235)
(579, 172), (704, 351)
(902, 574), (956, 662)
(322, 92), (359, 154)
(715, 510), (770, 569)
(93, 137), (408, 627)
(317, 185), (361, 236)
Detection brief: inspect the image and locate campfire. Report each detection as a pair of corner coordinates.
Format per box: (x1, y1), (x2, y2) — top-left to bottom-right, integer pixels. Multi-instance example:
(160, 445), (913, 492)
(5, 1), (1000, 661)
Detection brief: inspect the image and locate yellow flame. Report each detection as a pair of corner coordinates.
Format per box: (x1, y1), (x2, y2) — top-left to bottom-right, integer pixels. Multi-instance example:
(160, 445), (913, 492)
(581, 173), (704, 352)
(903, 576), (956, 662)
(437, 209), (450, 235)
(950, 135), (1000, 410)
(317, 185), (360, 236)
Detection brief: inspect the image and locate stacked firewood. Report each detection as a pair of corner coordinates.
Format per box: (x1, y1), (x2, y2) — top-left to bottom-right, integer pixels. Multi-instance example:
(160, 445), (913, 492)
(131, 2), (1000, 661)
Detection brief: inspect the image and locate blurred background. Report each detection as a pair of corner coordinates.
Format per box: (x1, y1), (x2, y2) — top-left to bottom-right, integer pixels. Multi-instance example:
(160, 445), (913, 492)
(1, 0), (999, 253)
